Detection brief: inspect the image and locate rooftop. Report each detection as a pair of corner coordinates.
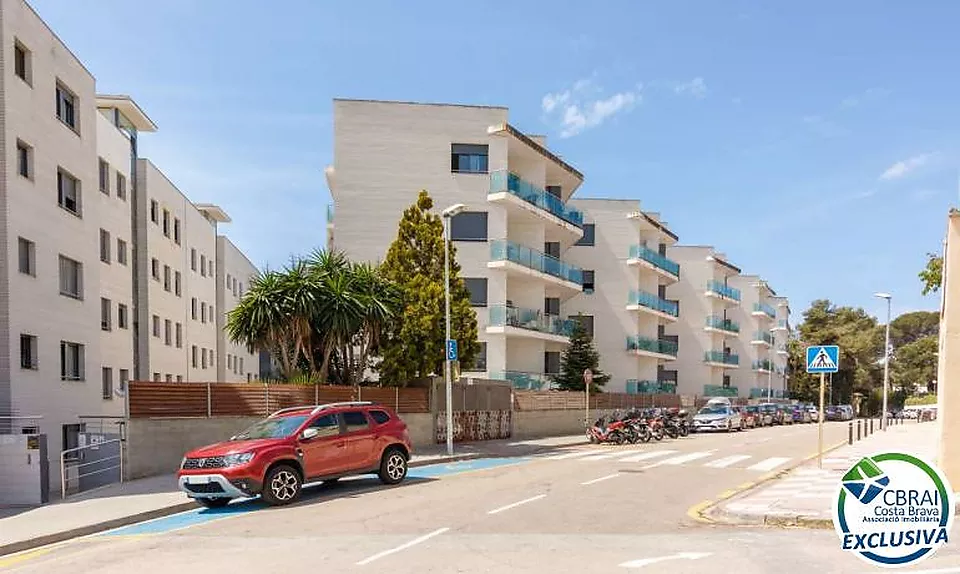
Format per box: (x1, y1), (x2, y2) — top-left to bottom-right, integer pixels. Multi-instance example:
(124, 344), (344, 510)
(96, 95), (158, 132)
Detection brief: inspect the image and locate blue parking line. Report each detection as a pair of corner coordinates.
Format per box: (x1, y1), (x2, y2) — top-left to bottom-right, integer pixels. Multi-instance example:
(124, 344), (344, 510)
(101, 455), (532, 537)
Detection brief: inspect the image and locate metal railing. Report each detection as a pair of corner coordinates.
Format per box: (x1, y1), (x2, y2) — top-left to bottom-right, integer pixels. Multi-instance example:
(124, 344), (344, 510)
(61, 438), (123, 499)
(704, 350), (739, 365)
(627, 289), (679, 317)
(706, 280), (741, 301)
(703, 385), (739, 397)
(489, 170), (583, 227)
(752, 331), (775, 345)
(628, 245), (680, 277)
(752, 359), (775, 372)
(754, 302), (776, 318)
(488, 370), (554, 391)
(625, 380), (677, 395)
(489, 239), (583, 285)
(488, 305), (575, 337)
(705, 315), (739, 333)
(626, 335), (679, 357)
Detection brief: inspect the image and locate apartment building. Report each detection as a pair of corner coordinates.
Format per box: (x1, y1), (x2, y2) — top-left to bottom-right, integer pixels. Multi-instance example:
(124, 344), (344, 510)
(564, 199), (681, 394)
(327, 99), (587, 388)
(216, 235), (259, 382)
(729, 275), (783, 398)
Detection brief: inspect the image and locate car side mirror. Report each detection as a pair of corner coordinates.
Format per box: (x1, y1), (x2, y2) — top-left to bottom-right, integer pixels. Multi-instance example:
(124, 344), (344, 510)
(301, 427), (319, 441)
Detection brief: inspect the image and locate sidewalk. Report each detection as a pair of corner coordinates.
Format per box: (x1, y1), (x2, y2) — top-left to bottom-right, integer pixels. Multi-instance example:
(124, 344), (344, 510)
(709, 421), (945, 528)
(0, 434), (585, 556)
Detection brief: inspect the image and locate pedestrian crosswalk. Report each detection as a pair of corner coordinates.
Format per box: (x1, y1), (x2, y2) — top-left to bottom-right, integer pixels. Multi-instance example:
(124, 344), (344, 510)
(540, 448), (794, 473)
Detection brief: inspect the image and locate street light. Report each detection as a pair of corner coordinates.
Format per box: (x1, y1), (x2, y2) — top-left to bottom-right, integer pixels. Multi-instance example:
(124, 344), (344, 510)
(441, 203), (467, 456)
(875, 292), (892, 430)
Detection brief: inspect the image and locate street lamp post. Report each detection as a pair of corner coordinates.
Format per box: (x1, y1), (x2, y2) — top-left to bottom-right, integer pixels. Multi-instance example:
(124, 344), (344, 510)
(875, 292), (892, 431)
(441, 203), (467, 456)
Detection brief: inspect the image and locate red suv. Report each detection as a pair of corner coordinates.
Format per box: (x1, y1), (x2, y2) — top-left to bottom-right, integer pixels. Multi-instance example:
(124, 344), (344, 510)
(176, 401), (412, 508)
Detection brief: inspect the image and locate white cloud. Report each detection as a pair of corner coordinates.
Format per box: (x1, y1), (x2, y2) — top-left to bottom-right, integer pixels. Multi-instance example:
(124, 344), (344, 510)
(674, 77), (708, 99)
(879, 153), (935, 181)
(541, 78), (642, 138)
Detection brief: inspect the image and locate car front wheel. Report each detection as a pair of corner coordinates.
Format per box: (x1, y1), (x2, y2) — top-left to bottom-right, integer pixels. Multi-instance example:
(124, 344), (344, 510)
(378, 447), (408, 485)
(262, 464), (302, 506)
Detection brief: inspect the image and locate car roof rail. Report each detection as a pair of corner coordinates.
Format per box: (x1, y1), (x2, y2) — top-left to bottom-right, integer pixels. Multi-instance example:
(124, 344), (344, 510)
(268, 405), (319, 418)
(269, 401), (377, 418)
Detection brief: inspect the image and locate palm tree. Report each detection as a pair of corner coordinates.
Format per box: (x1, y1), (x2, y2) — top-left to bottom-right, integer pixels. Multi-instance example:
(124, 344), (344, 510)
(339, 261), (400, 387)
(226, 270), (299, 378)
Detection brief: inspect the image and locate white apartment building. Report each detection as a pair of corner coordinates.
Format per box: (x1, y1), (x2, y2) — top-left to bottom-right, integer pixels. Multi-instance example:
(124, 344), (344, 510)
(216, 235), (259, 382)
(327, 99), (587, 388)
(729, 275), (783, 398)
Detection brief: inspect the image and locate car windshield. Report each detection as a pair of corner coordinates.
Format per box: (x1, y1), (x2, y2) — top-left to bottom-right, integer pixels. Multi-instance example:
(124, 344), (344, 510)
(698, 406), (728, 415)
(232, 415), (309, 440)
(746, 406), (758, 413)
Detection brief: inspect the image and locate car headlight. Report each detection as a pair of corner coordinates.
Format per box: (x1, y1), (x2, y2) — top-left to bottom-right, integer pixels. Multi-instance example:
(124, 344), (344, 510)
(223, 453), (254, 466)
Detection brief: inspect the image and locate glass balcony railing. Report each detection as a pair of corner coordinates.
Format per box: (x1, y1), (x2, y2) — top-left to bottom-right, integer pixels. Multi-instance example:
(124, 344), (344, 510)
(704, 350), (739, 365)
(489, 370), (552, 391)
(752, 331), (775, 345)
(626, 380), (677, 395)
(776, 343), (788, 353)
(627, 289), (679, 317)
(750, 388), (787, 399)
(776, 319), (789, 330)
(705, 315), (739, 333)
(628, 245), (680, 278)
(626, 335), (679, 357)
(752, 359), (775, 372)
(489, 170), (584, 228)
(754, 303), (776, 318)
(326, 204), (334, 223)
(703, 384), (738, 397)
(706, 280), (741, 301)
(488, 305), (575, 338)
(489, 240), (583, 285)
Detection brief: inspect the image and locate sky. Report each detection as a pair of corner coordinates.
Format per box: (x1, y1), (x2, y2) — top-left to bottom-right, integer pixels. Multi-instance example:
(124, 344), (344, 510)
(28, 0), (957, 323)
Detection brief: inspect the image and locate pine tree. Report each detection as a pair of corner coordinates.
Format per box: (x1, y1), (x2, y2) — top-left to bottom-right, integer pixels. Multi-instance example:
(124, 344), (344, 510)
(378, 190), (479, 385)
(552, 314), (610, 391)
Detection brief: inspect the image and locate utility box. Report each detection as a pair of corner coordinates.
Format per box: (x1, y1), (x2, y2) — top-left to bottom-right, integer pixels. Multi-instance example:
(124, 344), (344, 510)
(0, 433), (49, 505)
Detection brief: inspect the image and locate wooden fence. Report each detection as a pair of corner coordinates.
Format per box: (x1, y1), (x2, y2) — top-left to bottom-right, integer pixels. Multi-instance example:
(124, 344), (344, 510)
(127, 382), (431, 418)
(513, 391), (682, 411)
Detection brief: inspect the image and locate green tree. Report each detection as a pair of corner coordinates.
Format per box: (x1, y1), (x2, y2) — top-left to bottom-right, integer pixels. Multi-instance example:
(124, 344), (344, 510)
(890, 335), (938, 396)
(889, 310), (938, 348)
(226, 269), (301, 379)
(551, 315), (610, 392)
(920, 253), (943, 295)
(378, 190), (479, 385)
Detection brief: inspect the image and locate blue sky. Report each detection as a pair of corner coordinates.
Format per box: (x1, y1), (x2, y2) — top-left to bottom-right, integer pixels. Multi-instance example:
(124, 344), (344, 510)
(30, 0), (956, 322)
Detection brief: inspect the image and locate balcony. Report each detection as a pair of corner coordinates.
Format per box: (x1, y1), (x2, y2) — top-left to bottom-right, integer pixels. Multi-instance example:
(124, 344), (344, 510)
(486, 305), (574, 343)
(751, 330), (775, 347)
(326, 204), (334, 226)
(488, 239), (583, 293)
(752, 302), (776, 319)
(752, 359), (774, 373)
(626, 380), (677, 395)
(749, 388), (787, 399)
(489, 370), (553, 391)
(776, 343), (788, 355)
(704, 350), (739, 368)
(626, 335), (678, 360)
(704, 315), (739, 335)
(772, 319), (789, 332)
(705, 280), (741, 304)
(703, 384), (738, 398)
(488, 170), (583, 231)
(626, 289), (679, 321)
(627, 245), (680, 282)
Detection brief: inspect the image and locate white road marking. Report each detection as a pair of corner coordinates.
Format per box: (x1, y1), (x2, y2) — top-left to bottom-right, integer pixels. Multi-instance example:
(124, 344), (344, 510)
(355, 527), (450, 565)
(487, 494), (547, 515)
(620, 552), (712, 568)
(703, 455), (752, 468)
(581, 473), (621, 485)
(619, 450), (678, 463)
(746, 457), (792, 472)
(543, 450), (596, 460)
(643, 451), (715, 469)
(579, 449), (643, 461)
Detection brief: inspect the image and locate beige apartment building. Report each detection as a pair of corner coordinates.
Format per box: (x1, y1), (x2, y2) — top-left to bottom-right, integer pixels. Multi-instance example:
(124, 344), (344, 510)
(216, 235), (259, 383)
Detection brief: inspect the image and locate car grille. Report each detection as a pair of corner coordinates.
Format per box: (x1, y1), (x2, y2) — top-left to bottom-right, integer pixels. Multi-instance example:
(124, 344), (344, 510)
(182, 456), (227, 469)
(184, 482), (225, 494)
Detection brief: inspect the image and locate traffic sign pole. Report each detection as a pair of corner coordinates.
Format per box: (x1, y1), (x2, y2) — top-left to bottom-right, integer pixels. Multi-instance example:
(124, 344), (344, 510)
(818, 372), (825, 469)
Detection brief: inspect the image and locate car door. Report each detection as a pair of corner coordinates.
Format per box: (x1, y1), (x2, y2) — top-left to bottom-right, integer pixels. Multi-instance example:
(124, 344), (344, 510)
(299, 412), (349, 479)
(339, 410), (376, 471)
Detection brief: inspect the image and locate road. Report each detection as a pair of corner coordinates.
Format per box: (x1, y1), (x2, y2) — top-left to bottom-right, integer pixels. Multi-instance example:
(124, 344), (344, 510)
(3, 421), (958, 573)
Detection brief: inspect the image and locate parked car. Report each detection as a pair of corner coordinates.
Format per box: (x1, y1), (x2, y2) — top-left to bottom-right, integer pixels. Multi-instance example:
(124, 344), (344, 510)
(735, 406), (757, 429)
(692, 404), (743, 432)
(745, 405), (771, 427)
(176, 401), (413, 508)
(838, 405), (855, 421)
(778, 405), (794, 424)
(806, 404), (819, 422)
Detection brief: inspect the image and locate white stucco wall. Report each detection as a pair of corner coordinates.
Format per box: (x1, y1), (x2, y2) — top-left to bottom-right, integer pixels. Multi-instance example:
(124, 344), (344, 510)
(216, 235), (259, 382)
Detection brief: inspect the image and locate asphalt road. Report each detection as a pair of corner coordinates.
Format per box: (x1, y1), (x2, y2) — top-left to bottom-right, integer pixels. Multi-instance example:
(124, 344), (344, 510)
(3, 422), (958, 573)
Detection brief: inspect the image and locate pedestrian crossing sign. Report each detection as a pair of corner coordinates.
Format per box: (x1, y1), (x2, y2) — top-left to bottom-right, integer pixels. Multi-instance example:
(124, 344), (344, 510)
(806, 345), (839, 373)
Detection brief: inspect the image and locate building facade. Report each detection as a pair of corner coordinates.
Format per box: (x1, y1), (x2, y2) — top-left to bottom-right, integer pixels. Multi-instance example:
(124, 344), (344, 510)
(216, 235), (259, 382)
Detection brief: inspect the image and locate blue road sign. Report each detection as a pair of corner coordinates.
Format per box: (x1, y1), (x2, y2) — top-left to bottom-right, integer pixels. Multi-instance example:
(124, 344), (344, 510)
(806, 345), (840, 373)
(446, 339), (458, 361)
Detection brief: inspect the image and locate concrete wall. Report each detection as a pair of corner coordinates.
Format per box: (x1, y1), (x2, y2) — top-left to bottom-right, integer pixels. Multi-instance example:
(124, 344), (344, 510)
(937, 210), (958, 489)
(512, 409), (616, 439)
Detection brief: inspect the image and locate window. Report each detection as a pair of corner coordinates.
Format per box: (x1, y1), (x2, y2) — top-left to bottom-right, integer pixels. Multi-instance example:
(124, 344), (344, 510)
(574, 223), (596, 246)
(572, 314), (595, 339)
(200, 255), (207, 277)
(239, 282), (244, 296)
(20, 334), (37, 369)
(462, 278), (488, 307)
(342, 411), (370, 432)
(545, 185), (562, 198)
(176, 375), (183, 383)
(58, 255), (83, 299)
(98, 159), (110, 194)
(119, 369), (129, 391)
(176, 323), (183, 348)
(152, 315), (160, 337)
(450, 211), (488, 241)
(208, 260), (214, 277)
(226, 274), (232, 289)
(116, 173), (126, 200)
(99, 229), (111, 263)
(14, 40), (30, 84)
(450, 143), (488, 173)
(582, 270), (595, 294)
(466, 342), (487, 371)
(117, 239), (127, 265)
(62, 424), (83, 462)
(57, 169), (81, 216)
(162, 209), (170, 237)
(163, 265), (171, 291)
(60, 341), (85, 381)
(102, 367), (113, 400)
(200, 302), (207, 323)
(370, 410), (391, 425)
(151, 258), (159, 280)
(544, 297), (560, 316)
(174, 271), (182, 296)
(190, 248), (197, 271)
(56, 82), (77, 130)
(164, 319), (172, 346)
(100, 297), (112, 331)
(191, 345), (198, 368)
(118, 303), (128, 329)
(239, 357), (244, 373)
(658, 242), (667, 257)
(18, 237), (35, 276)
(233, 278), (238, 297)
(544, 351), (561, 375)
(544, 241), (560, 259)
(153, 373), (160, 382)
(150, 200), (158, 223)
(174, 219), (181, 245)
(191, 297), (197, 320)
(308, 414), (340, 437)
(16, 140), (32, 179)
(165, 374), (173, 383)
(228, 355), (233, 370)
(201, 348), (207, 369)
